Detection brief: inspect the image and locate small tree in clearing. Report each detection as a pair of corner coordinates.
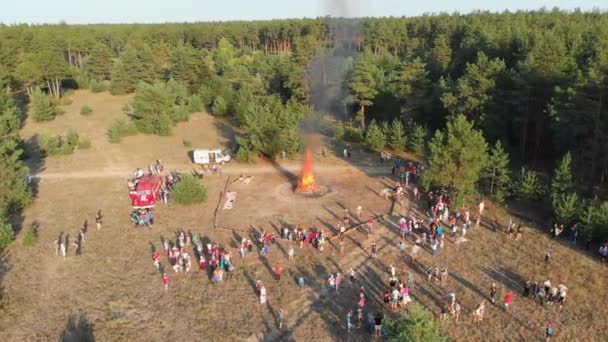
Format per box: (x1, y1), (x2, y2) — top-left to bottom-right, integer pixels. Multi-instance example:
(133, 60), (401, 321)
(384, 304), (447, 342)
(365, 120), (386, 153)
(171, 174), (208, 205)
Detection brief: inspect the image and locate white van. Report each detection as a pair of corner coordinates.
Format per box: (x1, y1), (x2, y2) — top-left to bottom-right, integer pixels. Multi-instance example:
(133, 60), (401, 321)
(192, 149), (231, 165)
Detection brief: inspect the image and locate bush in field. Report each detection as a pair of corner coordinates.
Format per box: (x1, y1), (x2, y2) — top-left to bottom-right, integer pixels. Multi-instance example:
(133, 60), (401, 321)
(38, 130), (81, 156)
(90, 79), (108, 93)
(80, 105), (93, 115)
(171, 174), (208, 205)
(0, 219), (14, 250)
(182, 139), (192, 147)
(21, 223), (38, 246)
(384, 304), (447, 342)
(107, 118), (138, 143)
(77, 138), (92, 149)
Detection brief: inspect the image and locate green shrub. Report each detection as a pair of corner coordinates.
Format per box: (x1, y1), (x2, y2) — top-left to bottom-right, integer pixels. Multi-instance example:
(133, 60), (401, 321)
(384, 304), (447, 341)
(236, 145), (255, 163)
(90, 79), (108, 93)
(211, 96), (228, 116)
(121, 104), (131, 114)
(186, 94), (204, 113)
(31, 88), (57, 122)
(77, 138), (92, 149)
(182, 139), (192, 148)
(107, 118), (138, 143)
(55, 107), (66, 116)
(65, 129), (79, 147)
(59, 98), (73, 106)
(0, 219), (14, 250)
(38, 134), (62, 156)
(171, 174), (208, 205)
(38, 131), (80, 156)
(80, 105), (93, 116)
(21, 223), (38, 246)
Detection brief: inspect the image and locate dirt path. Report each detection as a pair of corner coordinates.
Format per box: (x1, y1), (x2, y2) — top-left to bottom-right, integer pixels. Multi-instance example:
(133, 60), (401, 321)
(27, 164), (389, 180)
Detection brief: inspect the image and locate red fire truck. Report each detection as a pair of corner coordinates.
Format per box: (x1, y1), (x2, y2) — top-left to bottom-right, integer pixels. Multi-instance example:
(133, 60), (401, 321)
(129, 174), (163, 209)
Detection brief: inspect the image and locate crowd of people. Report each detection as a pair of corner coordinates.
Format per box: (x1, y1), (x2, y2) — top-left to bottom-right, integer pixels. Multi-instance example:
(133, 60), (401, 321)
(129, 153), (587, 341)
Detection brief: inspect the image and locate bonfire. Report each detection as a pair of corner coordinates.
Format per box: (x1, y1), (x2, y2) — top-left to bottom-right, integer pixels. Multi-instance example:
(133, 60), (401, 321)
(295, 147), (317, 193)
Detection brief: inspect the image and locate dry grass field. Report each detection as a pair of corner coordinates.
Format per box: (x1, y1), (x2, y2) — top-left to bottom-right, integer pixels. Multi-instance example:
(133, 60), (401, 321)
(0, 90), (607, 342)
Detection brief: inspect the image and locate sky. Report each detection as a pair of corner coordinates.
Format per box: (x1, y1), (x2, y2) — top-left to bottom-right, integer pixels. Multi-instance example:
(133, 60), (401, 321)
(0, 0), (604, 24)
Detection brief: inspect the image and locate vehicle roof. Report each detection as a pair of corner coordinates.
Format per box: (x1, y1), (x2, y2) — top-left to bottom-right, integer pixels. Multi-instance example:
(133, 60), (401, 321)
(136, 174), (162, 191)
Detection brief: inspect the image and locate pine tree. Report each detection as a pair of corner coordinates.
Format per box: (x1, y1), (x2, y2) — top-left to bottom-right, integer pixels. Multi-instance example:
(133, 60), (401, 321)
(396, 59), (432, 122)
(30, 88), (56, 122)
(350, 58), (378, 129)
(553, 193), (580, 225)
(428, 35), (452, 78)
(515, 168), (545, 201)
(441, 52), (506, 124)
(169, 44), (210, 93)
(550, 152), (575, 202)
(0, 136), (33, 219)
(86, 43), (113, 81)
(482, 140), (511, 203)
(387, 119), (405, 151)
(423, 114), (488, 205)
(408, 124), (427, 155)
(365, 120), (386, 153)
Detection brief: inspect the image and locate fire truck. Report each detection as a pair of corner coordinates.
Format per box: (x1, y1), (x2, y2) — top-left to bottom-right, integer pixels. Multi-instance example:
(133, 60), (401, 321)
(129, 174), (163, 209)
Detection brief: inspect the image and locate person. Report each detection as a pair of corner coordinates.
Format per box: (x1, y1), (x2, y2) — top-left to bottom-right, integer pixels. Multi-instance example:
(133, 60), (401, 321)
(389, 264), (396, 277)
(473, 301), (485, 324)
(504, 291), (514, 311)
(349, 268), (356, 283)
(453, 302), (461, 321)
(431, 239), (439, 256)
(298, 276), (305, 287)
(153, 251), (161, 271)
(516, 225), (523, 240)
(288, 246), (295, 261)
(343, 148), (348, 159)
(356, 205), (362, 219)
(162, 273), (169, 291)
(545, 249), (552, 263)
(440, 303), (449, 320)
(411, 243), (421, 262)
(374, 312), (383, 337)
(328, 274), (336, 290)
(490, 283), (497, 304)
(398, 240), (405, 254)
(546, 322), (555, 341)
(367, 217), (375, 238)
(278, 308), (286, 329)
(346, 310), (354, 332)
(95, 209), (103, 230)
(273, 263), (283, 281)
(259, 284), (267, 304)
(371, 242), (377, 258)
(478, 200), (485, 216)
(335, 273), (343, 292)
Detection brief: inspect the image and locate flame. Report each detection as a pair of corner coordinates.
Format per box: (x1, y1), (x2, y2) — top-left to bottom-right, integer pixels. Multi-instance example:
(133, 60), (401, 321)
(295, 147), (317, 193)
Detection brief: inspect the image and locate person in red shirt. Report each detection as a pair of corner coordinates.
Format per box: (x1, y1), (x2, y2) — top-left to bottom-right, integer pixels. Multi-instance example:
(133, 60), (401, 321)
(152, 251), (161, 271)
(367, 217), (375, 238)
(273, 263), (283, 281)
(162, 273), (169, 291)
(504, 291), (514, 311)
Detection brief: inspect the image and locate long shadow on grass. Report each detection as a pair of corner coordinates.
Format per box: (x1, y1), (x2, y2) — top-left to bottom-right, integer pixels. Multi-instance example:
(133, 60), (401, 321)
(480, 266), (525, 292)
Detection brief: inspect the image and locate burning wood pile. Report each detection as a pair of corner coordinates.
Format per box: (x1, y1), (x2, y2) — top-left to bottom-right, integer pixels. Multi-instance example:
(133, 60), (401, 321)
(295, 147), (317, 193)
